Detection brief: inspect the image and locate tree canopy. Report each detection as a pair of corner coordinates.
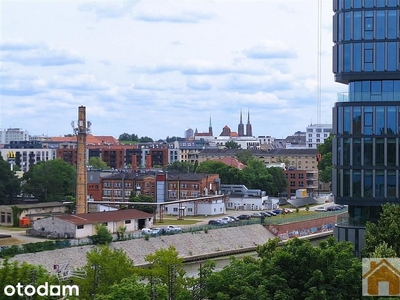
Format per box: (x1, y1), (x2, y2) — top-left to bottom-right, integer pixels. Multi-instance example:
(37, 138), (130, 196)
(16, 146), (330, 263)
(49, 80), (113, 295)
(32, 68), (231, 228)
(317, 134), (333, 183)
(74, 246), (136, 299)
(206, 237), (361, 299)
(0, 156), (21, 204)
(88, 156), (109, 170)
(118, 133), (153, 143)
(22, 159), (76, 202)
(363, 203), (400, 257)
(128, 194), (156, 213)
(224, 141), (241, 149)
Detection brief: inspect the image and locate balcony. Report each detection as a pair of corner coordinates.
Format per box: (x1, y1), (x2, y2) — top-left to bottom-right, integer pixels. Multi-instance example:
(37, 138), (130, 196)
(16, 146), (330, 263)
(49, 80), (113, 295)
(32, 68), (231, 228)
(335, 213), (379, 228)
(337, 92), (400, 102)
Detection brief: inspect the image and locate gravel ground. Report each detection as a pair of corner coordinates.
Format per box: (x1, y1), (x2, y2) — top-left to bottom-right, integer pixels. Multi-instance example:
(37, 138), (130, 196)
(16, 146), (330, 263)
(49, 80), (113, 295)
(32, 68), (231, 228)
(3, 224), (275, 272)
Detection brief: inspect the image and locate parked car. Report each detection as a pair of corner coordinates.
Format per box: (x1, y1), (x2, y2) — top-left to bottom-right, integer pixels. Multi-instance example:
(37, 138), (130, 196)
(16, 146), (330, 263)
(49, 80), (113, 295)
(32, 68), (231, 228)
(166, 225), (182, 233)
(251, 213), (262, 218)
(228, 216), (240, 221)
(217, 218), (229, 224)
(150, 228), (163, 236)
(327, 205), (342, 211)
(141, 228), (152, 235)
(266, 211), (277, 216)
(315, 207), (327, 212)
(284, 208), (294, 213)
(208, 220), (223, 226)
(237, 214), (251, 220)
(221, 217), (234, 223)
(259, 212), (271, 217)
(272, 209), (283, 214)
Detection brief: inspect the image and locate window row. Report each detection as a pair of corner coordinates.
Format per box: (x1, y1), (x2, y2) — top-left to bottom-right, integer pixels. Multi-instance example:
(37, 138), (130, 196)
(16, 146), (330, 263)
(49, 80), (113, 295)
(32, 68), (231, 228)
(336, 105), (400, 135)
(333, 42), (400, 73)
(335, 0), (400, 10)
(334, 9), (400, 42)
(335, 169), (400, 198)
(336, 137), (399, 166)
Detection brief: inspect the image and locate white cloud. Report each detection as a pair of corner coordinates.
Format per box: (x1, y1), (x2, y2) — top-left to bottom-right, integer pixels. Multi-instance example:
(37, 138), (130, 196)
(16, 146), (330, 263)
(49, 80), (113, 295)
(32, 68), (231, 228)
(242, 40), (297, 59)
(0, 0), (340, 139)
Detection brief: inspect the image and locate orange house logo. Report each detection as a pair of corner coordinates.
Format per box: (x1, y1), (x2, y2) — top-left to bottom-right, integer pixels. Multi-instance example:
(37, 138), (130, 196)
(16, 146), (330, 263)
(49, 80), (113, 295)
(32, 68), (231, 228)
(362, 258), (400, 296)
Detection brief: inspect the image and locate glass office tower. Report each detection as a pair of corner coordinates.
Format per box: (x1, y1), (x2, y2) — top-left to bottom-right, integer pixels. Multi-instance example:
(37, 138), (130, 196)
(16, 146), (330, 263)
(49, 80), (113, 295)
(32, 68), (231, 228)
(332, 0), (400, 257)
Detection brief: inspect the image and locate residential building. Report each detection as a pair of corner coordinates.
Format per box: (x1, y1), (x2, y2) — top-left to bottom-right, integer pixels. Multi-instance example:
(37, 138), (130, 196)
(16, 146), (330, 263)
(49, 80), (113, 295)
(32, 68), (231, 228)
(0, 147), (55, 172)
(332, 0), (400, 257)
(0, 128), (29, 144)
(283, 170), (318, 198)
(306, 124), (332, 148)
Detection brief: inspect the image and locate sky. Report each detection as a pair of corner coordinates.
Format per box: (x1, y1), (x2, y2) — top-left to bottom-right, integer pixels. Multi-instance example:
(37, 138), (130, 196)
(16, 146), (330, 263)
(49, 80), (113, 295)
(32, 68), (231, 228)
(0, 0), (345, 141)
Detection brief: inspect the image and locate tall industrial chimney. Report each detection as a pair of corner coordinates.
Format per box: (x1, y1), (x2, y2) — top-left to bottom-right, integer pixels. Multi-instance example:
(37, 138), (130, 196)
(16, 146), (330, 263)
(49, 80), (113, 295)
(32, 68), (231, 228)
(75, 106), (89, 214)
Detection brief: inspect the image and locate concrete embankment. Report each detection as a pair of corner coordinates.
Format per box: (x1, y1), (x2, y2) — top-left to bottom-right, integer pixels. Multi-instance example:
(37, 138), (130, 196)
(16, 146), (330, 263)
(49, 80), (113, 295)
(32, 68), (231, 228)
(5, 224), (276, 272)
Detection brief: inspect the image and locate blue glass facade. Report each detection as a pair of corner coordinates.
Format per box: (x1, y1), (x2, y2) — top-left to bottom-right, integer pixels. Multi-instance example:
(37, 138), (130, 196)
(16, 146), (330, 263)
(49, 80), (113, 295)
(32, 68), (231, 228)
(332, 0), (400, 256)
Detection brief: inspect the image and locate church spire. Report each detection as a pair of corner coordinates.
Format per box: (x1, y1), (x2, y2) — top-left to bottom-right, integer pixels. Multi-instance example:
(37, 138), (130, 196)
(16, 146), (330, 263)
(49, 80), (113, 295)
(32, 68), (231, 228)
(208, 114), (213, 136)
(246, 109), (252, 136)
(238, 109), (245, 136)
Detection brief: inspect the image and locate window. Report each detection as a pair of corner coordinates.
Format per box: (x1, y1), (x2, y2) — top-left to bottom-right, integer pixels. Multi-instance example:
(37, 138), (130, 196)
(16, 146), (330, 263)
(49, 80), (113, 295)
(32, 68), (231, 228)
(290, 181), (295, 187)
(173, 208), (178, 212)
(188, 208), (193, 212)
(114, 182), (121, 188)
(290, 173), (296, 179)
(125, 220), (131, 224)
(77, 225), (84, 229)
(298, 174), (304, 179)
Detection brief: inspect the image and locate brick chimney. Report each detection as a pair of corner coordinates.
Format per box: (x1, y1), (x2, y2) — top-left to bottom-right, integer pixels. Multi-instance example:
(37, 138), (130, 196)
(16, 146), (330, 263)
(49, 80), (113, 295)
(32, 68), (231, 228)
(146, 154), (152, 170)
(131, 154), (137, 172)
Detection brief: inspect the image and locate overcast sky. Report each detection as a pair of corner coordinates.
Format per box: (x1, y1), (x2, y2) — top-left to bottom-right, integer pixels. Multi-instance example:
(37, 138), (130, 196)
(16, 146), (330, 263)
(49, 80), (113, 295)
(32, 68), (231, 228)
(0, 0), (344, 140)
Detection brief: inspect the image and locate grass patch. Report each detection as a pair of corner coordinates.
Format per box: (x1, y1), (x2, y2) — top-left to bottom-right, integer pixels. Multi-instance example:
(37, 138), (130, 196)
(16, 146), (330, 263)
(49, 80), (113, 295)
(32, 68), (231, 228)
(154, 219), (201, 225)
(0, 237), (24, 246)
(0, 226), (27, 231)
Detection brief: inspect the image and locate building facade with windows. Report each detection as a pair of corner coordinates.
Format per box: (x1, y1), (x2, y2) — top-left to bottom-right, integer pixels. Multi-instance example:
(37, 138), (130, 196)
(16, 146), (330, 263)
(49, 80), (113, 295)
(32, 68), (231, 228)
(332, 0), (400, 256)
(306, 124), (332, 148)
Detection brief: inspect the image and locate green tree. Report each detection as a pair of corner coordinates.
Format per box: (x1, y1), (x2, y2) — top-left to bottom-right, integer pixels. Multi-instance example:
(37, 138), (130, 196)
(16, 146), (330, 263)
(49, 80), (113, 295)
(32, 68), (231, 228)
(225, 141), (241, 149)
(90, 224), (113, 245)
(88, 156), (109, 170)
(166, 161), (194, 173)
(363, 203), (400, 257)
(0, 259), (60, 300)
(264, 167), (287, 196)
(206, 237), (361, 300)
(196, 161), (227, 174)
(118, 133), (131, 141)
(74, 246), (135, 299)
(0, 156), (21, 204)
(317, 134), (333, 183)
(143, 246), (189, 300)
(139, 136), (154, 143)
(22, 159), (76, 202)
(235, 150), (253, 165)
(96, 276), (152, 300)
(129, 194), (156, 213)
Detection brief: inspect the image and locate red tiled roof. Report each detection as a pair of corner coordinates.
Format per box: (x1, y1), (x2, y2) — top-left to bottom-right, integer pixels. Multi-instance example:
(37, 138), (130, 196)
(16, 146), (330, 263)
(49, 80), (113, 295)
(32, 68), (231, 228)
(213, 157), (246, 170)
(55, 209), (153, 225)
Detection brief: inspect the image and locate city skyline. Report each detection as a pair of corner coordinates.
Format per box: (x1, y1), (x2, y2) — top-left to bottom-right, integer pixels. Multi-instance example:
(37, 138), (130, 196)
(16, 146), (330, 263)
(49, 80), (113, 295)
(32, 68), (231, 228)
(1, 0), (341, 140)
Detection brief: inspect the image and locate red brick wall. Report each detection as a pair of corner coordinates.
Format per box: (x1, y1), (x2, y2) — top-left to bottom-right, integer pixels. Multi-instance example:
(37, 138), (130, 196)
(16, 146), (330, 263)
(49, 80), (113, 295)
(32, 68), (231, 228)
(266, 215), (338, 237)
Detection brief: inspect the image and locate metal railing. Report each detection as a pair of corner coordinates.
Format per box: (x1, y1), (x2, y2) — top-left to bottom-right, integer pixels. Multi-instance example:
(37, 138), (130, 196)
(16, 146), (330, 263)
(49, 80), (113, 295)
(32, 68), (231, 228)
(337, 92), (400, 102)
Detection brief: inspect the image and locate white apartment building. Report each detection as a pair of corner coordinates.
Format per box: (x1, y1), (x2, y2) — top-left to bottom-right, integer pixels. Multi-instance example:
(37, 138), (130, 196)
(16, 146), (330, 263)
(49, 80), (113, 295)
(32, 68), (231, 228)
(0, 128), (29, 144)
(306, 124), (332, 149)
